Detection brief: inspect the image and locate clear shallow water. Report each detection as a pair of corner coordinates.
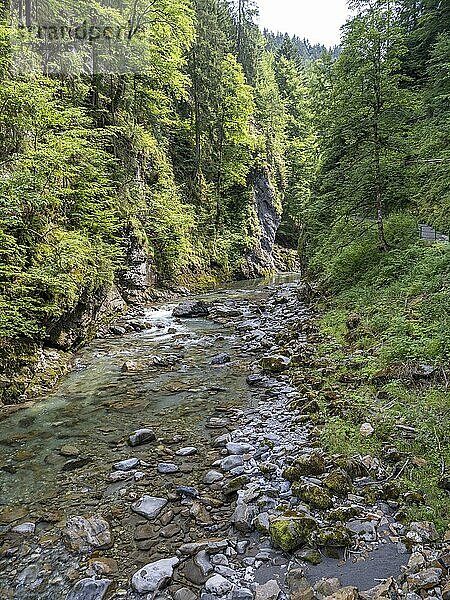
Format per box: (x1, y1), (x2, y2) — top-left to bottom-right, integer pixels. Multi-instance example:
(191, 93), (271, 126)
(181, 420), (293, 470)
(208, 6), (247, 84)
(0, 273), (301, 508)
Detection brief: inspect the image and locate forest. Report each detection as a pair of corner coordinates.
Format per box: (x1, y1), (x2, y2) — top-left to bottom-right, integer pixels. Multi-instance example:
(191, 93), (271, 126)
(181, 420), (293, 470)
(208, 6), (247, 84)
(0, 0), (449, 597)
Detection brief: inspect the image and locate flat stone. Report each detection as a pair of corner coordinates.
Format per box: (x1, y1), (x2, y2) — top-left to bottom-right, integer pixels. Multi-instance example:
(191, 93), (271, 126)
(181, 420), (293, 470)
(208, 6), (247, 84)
(205, 470), (224, 484)
(66, 578), (112, 600)
(226, 442), (255, 455)
(131, 557), (179, 595)
(0, 506), (28, 524)
(113, 458), (139, 471)
(176, 447), (198, 456)
(204, 574), (233, 596)
(255, 580), (281, 600)
(131, 496), (167, 519)
(221, 455), (244, 471)
(158, 463), (179, 474)
(64, 516), (112, 553)
(11, 522), (36, 535)
(128, 428), (156, 447)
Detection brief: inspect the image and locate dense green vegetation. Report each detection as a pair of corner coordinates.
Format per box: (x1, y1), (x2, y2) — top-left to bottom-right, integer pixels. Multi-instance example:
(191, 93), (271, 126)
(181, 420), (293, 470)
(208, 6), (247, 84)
(0, 0), (315, 374)
(298, 0), (450, 528)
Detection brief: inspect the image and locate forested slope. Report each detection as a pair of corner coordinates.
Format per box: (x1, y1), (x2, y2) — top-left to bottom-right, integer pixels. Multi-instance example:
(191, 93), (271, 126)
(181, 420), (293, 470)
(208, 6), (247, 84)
(0, 0), (316, 402)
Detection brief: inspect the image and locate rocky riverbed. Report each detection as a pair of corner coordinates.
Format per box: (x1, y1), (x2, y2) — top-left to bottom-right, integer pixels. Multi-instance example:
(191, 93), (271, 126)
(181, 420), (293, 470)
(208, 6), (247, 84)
(0, 276), (448, 600)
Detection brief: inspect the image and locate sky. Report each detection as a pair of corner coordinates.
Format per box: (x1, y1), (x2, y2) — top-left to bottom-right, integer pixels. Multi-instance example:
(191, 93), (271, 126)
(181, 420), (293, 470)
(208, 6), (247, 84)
(256, 0), (351, 48)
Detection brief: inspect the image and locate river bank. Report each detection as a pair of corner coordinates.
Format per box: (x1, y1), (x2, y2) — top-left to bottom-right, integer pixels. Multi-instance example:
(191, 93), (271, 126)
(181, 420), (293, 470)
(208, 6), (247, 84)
(0, 276), (448, 600)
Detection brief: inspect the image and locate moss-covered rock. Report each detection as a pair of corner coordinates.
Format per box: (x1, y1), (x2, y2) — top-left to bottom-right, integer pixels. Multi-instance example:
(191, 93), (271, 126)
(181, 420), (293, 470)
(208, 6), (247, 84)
(292, 482), (333, 510)
(260, 355), (292, 373)
(323, 469), (353, 495)
(283, 453), (325, 482)
(295, 548), (322, 565)
(269, 516), (318, 553)
(315, 526), (352, 548)
(327, 505), (360, 523)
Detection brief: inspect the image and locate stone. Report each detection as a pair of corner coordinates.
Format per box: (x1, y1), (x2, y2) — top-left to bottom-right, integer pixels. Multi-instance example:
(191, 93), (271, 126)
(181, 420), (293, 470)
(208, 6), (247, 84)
(292, 482), (333, 510)
(131, 557), (179, 595)
(221, 455), (244, 471)
(63, 457), (92, 471)
(323, 469), (353, 495)
(314, 578), (342, 598)
(131, 496), (167, 520)
(287, 570), (314, 600)
(64, 516), (112, 553)
(255, 580), (281, 600)
(113, 458), (139, 471)
(260, 355), (291, 373)
(174, 588), (198, 600)
(66, 578), (112, 600)
(158, 463), (179, 474)
(409, 521), (439, 543)
(255, 512), (270, 534)
(324, 588), (358, 600)
(269, 516), (318, 553)
(204, 574), (233, 596)
(233, 588), (254, 600)
(211, 353), (232, 365)
(128, 428), (156, 447)
(194, 550), (213, 577)
(226, 442), (255, 455)
(284, 453), (325, 480)
(223, 475), (250, 495)
(406, 568), (442, 591)
(205, 470), (224, 484)
(89, 558), (118, 576)
(176, 486), (199, 498)
(173, 301), (210, 318)
(0, 506), (28, 524)
(11, 522), (35, 535)
(233, 497), (256, 534)
(442, 580), (450, 600)
(121, 360), (137, 372)
(315, 526), (352, 548)
(360, 423), (375, 437)
(176, 447), (198, 456)
(359, 578), (393, 600)
(60, 445), (81, 457)
(296, 548), (322, 565)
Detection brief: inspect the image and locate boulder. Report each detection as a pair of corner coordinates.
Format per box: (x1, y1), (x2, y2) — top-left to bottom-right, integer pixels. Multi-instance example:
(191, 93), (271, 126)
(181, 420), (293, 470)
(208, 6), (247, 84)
(324, 588), (358, 600)
(287, 569), (314, 600)
(173, 301), (209, 318)
(131, 557), (179, 595)
(283, 453), (325, 480)
(292, 483), (333, 510)
(269, 516), (317, 553)
(323, 469), (353, 495)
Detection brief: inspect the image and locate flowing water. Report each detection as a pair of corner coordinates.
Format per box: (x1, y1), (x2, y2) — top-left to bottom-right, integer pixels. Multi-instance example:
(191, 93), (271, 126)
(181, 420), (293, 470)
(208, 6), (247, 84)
(0, 274), (300, 508)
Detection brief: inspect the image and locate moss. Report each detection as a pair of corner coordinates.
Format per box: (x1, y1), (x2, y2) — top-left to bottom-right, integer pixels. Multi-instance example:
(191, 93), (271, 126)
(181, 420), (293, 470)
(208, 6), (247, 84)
(292, 483), (333, 510)
(286, 453), (325, 480)
(323, 469), (353, 495)
(269, 516), (318, 553)
(260, 355), (291, 374)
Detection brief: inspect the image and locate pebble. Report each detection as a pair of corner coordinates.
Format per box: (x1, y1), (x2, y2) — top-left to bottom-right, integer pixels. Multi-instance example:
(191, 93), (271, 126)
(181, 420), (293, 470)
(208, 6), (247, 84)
(113, 458), (139, 471)
(128, 428), (156, 447)
(158, 462), (179, 474)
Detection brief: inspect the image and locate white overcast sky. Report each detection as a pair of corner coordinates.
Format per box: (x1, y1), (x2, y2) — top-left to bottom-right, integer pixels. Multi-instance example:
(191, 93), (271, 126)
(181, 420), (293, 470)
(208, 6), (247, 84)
(256, 0), (351, 47)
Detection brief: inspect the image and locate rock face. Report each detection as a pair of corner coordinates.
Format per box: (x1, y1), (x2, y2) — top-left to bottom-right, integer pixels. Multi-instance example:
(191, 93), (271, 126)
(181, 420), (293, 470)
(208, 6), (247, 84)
(117, 232), (155, 304)
(64, 516), (112, 553)
(241, 169), (281, 278)
(131, 557), (179, 595)
(66, 578), (112, 600)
